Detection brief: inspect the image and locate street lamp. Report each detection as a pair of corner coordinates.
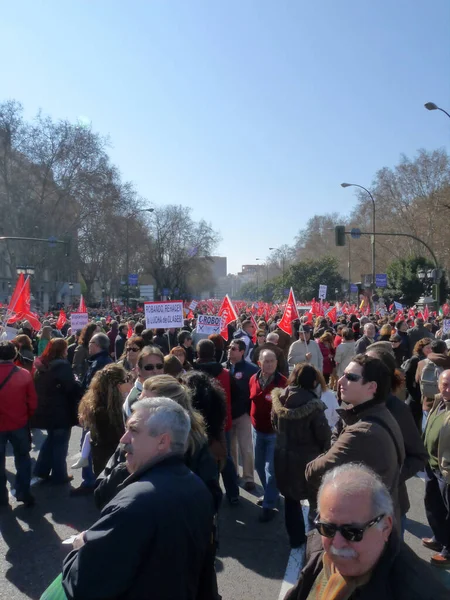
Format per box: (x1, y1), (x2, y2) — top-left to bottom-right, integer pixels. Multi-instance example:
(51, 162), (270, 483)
(269, 247), (286, 289)
(341, 183), (376, 293)
(68, 282), (73, 307)
(126, 208), (154, 307)
(424, 102), (450, 119)
(16, 266), (35, 276)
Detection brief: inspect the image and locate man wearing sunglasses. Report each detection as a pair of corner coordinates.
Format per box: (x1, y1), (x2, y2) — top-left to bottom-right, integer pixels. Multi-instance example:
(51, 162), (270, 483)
(305, 355), (405, 525)
(285, 463), (448, 599)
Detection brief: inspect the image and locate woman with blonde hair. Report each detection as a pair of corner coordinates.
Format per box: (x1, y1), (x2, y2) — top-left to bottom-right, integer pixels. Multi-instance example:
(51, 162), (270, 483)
(78, 364), (132, 476)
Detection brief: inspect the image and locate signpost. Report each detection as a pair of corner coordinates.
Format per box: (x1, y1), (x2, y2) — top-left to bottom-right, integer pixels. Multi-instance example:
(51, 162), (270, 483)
(350, 284), (358, 293)
(144, 301), (184, 329)
(128, 274), (138, 286)
(70, 312), (89, 331)
(140, 285), (154, 301)
(375, 273), (388, 288)
(197, 314), (222, 335)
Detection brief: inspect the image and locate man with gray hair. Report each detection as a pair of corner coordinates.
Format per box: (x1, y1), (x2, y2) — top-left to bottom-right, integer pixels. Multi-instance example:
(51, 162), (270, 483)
(285, 463), (448, 599)
(62, 397), (214, 600)
(252, 331), (289, 376)
(354, 321), (375, 354)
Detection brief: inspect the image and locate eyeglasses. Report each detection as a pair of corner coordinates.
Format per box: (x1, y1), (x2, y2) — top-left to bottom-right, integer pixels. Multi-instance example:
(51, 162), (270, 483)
(143, 363), (164, 371)
(342, 372), (363, 382)
(314, 514), (384, 542)
(126, 347), (140, 352)
(257, 334), (266, 338)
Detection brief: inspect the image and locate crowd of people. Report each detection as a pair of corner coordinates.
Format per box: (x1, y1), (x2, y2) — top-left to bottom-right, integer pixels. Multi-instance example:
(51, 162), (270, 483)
(0, 305), (449, 598)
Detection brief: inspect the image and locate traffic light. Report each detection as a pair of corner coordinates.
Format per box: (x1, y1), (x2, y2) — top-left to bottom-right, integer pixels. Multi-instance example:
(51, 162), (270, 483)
(335, 225), (346, 246)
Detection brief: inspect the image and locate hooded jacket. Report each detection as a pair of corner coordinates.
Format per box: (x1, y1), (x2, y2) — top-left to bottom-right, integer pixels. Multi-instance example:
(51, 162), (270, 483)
(194, 361), (232, 431)
(271, 386), (331, 500)
(32, 358), (81, 429)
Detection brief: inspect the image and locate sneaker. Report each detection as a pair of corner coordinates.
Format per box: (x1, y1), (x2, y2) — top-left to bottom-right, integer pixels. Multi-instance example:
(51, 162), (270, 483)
(71, 457), (90, 469)
(422, 537), (443, 552)
(259, 508), (276, 523)
(430, 553), (450, 567)
(243, 481), (256, 492)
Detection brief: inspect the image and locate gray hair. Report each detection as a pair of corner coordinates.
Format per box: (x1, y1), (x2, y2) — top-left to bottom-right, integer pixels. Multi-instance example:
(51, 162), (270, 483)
(132, 397), (191, 454)
(91, 332), (110, 351)
(318, 463), (394, 525)
(364, 322), (375, 334)
(259, 348), (277, 361)
(266, 332), (279, 344)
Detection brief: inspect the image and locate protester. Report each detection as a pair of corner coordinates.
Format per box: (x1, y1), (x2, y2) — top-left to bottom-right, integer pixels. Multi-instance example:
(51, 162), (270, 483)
(271, 363), (331, 547)
(317, 331), (336, 384)
(38, 325), (52, 355)
(32, 339), (81, 484)
(285, 463), (448, 599)
(72, 323), (100, 380)
(334, 327), (356, 378)
(354, 322), (375, 354)
(288, 325), (323, 371)
(123, 346), (165, 419)
(416, 339), (450, 413)
(178, 329), (195, 364)
(62, 398), (214, 600)
(117, 335), (145, 374)
(404, 337), (433, 431)
(114, 323), (128, 361)
(252, 331), (289, 377)
(408, 317), (435, 353)
(12, 334), (35, 373)
(233, 319), (256, 361)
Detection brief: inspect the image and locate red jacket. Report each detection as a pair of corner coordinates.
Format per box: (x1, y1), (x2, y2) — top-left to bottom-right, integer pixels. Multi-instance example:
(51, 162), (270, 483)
(0, 363), (38, 431)
(250, 371), (287, 434)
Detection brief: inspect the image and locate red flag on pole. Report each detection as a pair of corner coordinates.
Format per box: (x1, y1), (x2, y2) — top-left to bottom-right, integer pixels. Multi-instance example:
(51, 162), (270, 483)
(423, 305), (429, 321)
(327, 306), (337, 324)
(78, 295), (87, 313)
(218, 295), (238, 341)
(278, 288), (299, 336)
(56, 310), (67, 330)
(7, 273), (25, 315)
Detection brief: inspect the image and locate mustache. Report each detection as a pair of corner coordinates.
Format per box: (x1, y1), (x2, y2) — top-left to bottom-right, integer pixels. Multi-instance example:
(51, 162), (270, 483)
(121, 443), (133, 454)
(330, 546), (358, 559)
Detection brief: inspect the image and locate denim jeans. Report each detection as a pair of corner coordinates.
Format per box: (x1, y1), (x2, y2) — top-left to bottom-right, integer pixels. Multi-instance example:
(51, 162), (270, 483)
(221, 431), (240, 501)
(0, 426), (32, 503)
(34, 428), (72, 483)
(252, 427), (279, 509)
(80, 428), (96, 488)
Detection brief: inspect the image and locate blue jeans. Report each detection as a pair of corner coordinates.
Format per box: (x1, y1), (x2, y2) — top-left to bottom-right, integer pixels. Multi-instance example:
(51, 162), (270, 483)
(221, 431), (239, 501)
(34, 428), (71, 483)
(80, 428), (96, 488)
(0, 426), (32, 502)
(252, 427), (279, 509)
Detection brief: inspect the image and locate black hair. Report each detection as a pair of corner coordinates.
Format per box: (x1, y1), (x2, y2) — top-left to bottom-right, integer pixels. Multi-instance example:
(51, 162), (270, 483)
(197, 339), (215, 361)
(182, 371), (227, 442)
(178, 330), (192, 345)
(230, 339), (246, 353)
(0, 341), (18, 361)
(350, 354), (391, 402)
(431, 339), (447, 354)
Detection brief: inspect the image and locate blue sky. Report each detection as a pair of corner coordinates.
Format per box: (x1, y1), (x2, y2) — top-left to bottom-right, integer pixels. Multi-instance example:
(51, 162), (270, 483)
(1, 1), (449, 274)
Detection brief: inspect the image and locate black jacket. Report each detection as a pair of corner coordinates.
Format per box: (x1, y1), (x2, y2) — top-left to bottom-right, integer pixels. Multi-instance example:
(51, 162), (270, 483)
(407, 325), (434, 354)
(31, 358), (82, 429)
(223, 358), (259, 419)
(82, 350), (113, 392)
(285, 529), (448, 600)
(63, 455), (214, 600)
(153, 333), (169, 355)
(114, 333), (127, 363)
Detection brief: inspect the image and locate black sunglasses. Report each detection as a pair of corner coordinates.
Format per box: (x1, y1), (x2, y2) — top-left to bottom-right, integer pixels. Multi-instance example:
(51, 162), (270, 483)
(127, 347), (140, 352)
(314, 514), (384, 542)
(342, 372), (363, 382)
(143, 363), (164, 371)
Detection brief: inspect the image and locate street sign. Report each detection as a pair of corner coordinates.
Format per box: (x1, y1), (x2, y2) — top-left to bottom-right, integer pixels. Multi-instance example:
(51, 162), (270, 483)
(350, 228), (361, 239)
(144, 301), (184, 329)
(162, 288), (170, 296)
(140, 285), (154, 300)
(350, 284), (358, 293)
(48, 236), (57, 248)
(318, 284), (327, 300)
(128, 274), (138, 286)
(375, 273), (388, 288)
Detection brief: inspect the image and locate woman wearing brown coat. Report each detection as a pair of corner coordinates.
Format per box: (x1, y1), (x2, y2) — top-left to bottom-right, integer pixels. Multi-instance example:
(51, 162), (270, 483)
(271, 363), (331, 548)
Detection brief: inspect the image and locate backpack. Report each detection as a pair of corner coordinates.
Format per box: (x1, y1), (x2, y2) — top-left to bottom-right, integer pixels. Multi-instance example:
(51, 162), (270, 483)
(419, 359), (443, 399)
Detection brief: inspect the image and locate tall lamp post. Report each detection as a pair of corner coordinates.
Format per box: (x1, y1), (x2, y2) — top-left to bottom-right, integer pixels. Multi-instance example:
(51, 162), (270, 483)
(125, 208), (154, 307)
(424, 102), (450, 119)
(341, 183), (376, 292)
(69, 282), (74, 307)
(269, 247), (286, 290)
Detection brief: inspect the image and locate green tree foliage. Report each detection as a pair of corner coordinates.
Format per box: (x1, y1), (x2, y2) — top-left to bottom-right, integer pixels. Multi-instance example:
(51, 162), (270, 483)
(385, 257), (434, 305)
(286, 256), (344, 301)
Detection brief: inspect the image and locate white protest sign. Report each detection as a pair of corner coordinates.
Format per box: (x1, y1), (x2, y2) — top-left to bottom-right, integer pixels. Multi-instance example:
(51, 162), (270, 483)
(71, 312), (89, 331)
(443, 319), (450, 334)
(197, 314), (222, 335)
(145, 301), (184, 329)
(189, 300), (198, 311)
(318, 284), (327, 300)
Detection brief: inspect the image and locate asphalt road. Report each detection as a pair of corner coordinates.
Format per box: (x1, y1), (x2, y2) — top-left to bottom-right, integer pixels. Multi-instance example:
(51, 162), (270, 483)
(1, 427), (449, 600)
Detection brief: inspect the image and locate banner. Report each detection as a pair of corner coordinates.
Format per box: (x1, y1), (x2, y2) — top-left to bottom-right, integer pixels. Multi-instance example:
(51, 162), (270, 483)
(189, 300), (198, 311)
(443, 319), (450, 335)
(71, 312), (89, 331)
(145, 301), (184, 329)
(197, 314), (222, 335)
(318, 285), (327, 300)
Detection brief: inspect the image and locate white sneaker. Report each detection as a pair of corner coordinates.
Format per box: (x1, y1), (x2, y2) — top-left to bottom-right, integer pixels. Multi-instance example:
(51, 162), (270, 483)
(71, 457), (89, 469)
(30, 477), (45, 487)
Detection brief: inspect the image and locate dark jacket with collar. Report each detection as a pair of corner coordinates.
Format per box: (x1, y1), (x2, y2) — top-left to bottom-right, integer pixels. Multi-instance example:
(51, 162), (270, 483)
(82, 350), (113, 392)
(305, 398), (405, 522)
(271, 386), (331, 500)
(407, 324), (435, 353)
(223, 358), (259, 419)
(354, 334), (373, 354)
(284, 529), (449, 600)
(32, 358), (82, 429)
(63, 454), (214, 600)
(114, 333), (127, 363)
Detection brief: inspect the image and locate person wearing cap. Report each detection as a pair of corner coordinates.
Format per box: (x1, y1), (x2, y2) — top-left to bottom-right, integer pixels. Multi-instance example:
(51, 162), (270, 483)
(288, 325), (323, 372)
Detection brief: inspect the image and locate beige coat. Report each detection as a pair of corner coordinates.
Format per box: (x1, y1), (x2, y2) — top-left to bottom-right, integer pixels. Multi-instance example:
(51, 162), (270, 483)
(438, 401), (450, 483)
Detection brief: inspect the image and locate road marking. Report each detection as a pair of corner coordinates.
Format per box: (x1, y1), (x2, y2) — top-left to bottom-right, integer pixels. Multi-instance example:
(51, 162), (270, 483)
(277, 501), (309, 600)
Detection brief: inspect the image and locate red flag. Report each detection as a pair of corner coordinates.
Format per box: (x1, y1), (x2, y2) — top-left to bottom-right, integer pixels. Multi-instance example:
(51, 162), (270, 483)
(127, 324), (133, 339)
(7, 273), (25, 315)
(327, 306), (337, 324)
(423, 305), (429, 321)
(304, 310), (314, 325)
(187, 310), (194, 319)
(78, 295), (87, 313)
(278, 288), (299, 336)
(218, 295), (238, 341)
(56, 310), (67, 330)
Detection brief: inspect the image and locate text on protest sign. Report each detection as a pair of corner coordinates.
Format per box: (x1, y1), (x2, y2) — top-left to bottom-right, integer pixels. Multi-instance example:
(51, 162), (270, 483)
(71, 312), (89, 331)
(443, 319), (450, 335)
(189, 300), (198, 311)
(318, 285), (327, 300)
(197, 314), (222, 335)
(145, 301), (184, 329)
